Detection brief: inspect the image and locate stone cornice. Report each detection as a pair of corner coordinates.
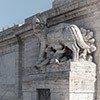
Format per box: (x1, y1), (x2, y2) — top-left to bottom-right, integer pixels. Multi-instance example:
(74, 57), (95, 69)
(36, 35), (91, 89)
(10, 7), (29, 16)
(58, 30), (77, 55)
(14, 23), (33, 36)
(25, 0), (100, 27)
(47, 0), (100, 27)
(53, 0), (100, 8)
(0, 23), (33, 44)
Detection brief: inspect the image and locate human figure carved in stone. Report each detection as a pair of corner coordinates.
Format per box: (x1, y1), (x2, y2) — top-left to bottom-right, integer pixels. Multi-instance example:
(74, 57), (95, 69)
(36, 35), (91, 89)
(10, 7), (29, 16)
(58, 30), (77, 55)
(33, 15), (48, 68)
(34, 42), (72, 68)
(51, 41), (73, 63)
(33, 15), (46, 33)
(50, 41), (66, 64)
(34, 45), (55, 68)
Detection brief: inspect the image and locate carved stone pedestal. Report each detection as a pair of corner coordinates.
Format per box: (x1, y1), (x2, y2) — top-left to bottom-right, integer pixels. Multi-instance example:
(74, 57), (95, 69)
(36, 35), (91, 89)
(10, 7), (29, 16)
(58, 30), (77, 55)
(23, 61), (96, 100)
(23, 62), (70, 100)
(70, 61), (96, 100)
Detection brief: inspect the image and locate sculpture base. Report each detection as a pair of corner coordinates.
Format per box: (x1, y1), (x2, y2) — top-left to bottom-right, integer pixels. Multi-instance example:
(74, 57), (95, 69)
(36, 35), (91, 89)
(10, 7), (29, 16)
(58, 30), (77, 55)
(70, 61), (96, 100)
(23, 61), (96, 100)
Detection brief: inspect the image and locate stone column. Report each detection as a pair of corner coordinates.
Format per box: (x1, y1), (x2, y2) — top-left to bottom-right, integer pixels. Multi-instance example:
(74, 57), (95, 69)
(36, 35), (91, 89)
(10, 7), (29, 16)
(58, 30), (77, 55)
(16, 35), (23, 98)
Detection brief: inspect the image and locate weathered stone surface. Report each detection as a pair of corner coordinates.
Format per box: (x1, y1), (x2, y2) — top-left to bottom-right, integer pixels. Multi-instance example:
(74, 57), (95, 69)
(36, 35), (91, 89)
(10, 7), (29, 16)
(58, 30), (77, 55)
(0, 52), (16, 84)
(70, 61), (96, 94)
(70, 61), (96, 100)
(0, 0), (99, 100)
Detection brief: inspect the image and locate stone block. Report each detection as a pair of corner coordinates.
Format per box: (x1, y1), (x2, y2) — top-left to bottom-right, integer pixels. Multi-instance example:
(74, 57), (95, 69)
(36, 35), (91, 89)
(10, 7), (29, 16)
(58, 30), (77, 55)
(70, 93), (94, 100)
(69, 61), (96, 100)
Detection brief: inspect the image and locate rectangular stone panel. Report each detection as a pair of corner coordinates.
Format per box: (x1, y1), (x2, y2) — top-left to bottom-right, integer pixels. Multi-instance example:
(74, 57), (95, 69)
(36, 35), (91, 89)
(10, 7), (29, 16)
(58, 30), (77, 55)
(0, 52), (16, 84)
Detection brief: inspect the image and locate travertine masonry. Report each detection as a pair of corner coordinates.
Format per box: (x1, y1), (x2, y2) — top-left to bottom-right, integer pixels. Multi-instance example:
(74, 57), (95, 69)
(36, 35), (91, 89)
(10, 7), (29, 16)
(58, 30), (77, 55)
(0, 0), (99, 100)
(70, 61), (96, 100)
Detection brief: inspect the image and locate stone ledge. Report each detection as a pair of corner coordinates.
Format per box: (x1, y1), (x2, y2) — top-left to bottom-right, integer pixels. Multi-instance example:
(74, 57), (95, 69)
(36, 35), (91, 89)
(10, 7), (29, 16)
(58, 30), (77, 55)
(48, 1), (100, 27)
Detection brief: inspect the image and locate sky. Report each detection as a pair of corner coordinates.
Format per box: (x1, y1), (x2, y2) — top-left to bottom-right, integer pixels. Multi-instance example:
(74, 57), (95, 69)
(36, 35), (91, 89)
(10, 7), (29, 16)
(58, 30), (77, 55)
(0, 0), (52, 30)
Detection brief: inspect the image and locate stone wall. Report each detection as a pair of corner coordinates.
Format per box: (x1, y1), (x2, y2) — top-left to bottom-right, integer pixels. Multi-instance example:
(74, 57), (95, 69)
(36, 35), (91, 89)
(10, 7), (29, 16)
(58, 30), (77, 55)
(23, 63), (70, 100)
(0, 0), (99, 100)
(0, 34), (19, 100)
(50, 1), (100, 100)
